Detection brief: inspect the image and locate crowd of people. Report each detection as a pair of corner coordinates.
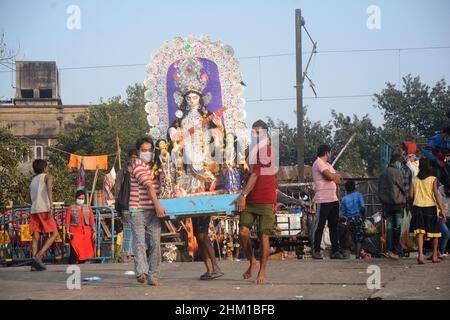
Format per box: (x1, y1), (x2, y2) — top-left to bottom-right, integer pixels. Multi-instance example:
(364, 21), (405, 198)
(310, 126), (450, 264)
(26, 121), (450, 285)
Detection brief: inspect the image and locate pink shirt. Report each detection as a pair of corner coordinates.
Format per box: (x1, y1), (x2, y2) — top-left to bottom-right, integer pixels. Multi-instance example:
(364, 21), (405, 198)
(129, 158), (160, 211)
(312, 157), (338, 204)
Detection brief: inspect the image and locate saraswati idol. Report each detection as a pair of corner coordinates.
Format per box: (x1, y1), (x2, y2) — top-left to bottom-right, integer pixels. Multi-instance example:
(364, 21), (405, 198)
(144, 36), (248, 197)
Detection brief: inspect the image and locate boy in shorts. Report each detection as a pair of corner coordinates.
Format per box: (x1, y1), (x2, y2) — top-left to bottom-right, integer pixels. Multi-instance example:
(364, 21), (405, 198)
(28, 159), (58, 271)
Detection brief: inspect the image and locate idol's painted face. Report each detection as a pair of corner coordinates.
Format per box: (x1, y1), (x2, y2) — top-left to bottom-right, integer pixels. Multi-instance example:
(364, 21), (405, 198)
(186, 93), (201, 110)
(158, 140), (167, 151)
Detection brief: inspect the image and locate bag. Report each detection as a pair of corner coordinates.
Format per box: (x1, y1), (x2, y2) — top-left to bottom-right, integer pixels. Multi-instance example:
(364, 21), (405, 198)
(400, 209), (417, 250)
(400, 209), (411, 249)
(115, 170), (131, 217)
(364, 220), (377, 236)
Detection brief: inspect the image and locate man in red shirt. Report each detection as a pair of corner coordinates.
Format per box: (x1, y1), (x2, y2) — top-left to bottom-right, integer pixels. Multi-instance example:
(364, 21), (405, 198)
(235, 120), (277, 284)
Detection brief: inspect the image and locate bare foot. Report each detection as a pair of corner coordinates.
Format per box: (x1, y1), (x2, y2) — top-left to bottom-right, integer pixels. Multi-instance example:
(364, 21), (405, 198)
(256, 271), (266, 285)
(431, 255), (441, 263)
(148, 278), (162, 286)
(418, 255), (425, 265)
(243, 259), (258, 279)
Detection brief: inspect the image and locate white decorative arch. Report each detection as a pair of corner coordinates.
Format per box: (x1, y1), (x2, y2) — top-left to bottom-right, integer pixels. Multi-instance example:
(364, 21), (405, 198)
(143, 35), (247, 139)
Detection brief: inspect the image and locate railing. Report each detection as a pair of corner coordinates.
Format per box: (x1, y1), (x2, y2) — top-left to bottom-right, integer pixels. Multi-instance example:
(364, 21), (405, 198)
(0, 205), (116, 266)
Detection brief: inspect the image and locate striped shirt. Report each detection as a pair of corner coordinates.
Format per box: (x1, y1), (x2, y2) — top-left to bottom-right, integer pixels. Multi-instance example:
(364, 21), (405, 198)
(128, 158), (160, 211)
(401, 164), (412, 200)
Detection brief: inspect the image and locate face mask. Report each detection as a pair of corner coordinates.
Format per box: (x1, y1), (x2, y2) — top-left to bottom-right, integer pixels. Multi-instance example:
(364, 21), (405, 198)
(140, 151), (153, 163)
(327, 154), (333, 164)
(394, 162), (401, 170)
(399, 154), (406, 161)
(76, 199), (84, 205)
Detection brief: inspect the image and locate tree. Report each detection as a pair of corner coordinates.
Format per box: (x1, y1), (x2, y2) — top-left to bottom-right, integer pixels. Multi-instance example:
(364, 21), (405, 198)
(56, 84), (148, 158)
(0, 32), (19, 68)
(0, 32), (19, 100)
(303, 116), (333, 166)
(49, 83), (149, 202)
(331, 110), (381, 176)
(266, 118), (298, 166)
(0, 127), (32, 206)
(266, 107), (333, 166)
(266, 109), (381, 177)
(374, 75), (450, 145)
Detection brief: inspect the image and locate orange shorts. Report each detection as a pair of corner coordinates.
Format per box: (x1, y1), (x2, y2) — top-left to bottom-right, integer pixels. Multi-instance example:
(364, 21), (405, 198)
(30, 212), (57, 234)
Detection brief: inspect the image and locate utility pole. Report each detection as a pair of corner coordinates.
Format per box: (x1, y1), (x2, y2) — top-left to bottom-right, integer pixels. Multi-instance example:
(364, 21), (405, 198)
(295, 9), (305, 182)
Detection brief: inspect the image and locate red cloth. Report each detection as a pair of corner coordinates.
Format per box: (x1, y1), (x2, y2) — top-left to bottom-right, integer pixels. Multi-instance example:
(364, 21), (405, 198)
(246, 145), (277, 205)
(66, 206), (95, 261)
(403, 141), (417, 155)
(30, 212), (57, 234)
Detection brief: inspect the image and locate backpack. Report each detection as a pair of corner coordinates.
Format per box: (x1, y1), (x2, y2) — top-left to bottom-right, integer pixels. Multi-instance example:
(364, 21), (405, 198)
(115, 169), (131, 217)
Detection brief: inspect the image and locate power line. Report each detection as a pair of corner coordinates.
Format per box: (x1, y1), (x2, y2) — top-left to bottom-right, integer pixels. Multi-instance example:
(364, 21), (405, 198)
(220, 45), (450, 59)
(60, 63), (145, 70)
(1, 45), (448, 73)
(18, 135), (117, 157)
(246, 94), (374, 102)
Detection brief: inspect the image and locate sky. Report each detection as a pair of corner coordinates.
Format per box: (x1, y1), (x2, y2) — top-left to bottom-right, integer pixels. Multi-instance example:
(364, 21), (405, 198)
(1, 0), (449, 129)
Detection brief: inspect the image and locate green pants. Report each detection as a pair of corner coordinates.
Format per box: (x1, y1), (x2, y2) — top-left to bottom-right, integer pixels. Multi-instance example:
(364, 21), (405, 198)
(239, 204), (275, 236)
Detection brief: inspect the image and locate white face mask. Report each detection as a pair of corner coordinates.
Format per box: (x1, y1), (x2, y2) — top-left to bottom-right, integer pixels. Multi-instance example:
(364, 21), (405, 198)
(140, 151), (153, 163)
(76, 199), (84, 205)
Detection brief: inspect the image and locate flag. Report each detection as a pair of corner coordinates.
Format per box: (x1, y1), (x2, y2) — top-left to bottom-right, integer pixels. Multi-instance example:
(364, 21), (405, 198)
(103, 167), (116, 200)
(76, 158), (86, 192)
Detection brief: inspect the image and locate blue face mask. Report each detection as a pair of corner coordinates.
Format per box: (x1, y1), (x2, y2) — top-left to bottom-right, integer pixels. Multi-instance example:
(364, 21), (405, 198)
(399, 154), (406, 161)
(327, 154), (333, 164)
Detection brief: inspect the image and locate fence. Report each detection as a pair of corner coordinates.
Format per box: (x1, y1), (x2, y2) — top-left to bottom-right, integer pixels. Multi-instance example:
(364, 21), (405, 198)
(0, 205), (116, 266)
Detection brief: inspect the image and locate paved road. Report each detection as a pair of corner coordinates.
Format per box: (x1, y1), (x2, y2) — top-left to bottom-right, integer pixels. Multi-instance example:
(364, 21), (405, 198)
(0, 258), (449, 300)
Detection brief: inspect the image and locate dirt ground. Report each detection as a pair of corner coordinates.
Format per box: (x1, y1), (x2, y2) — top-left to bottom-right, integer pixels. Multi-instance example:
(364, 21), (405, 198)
(0, 257), (449, 300)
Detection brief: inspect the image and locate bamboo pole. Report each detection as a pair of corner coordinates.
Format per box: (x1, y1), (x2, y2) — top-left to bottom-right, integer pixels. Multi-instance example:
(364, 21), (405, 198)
(89, 166), (100, 205)
(116, 135), (122, 170)
(332, 133), (356, 167)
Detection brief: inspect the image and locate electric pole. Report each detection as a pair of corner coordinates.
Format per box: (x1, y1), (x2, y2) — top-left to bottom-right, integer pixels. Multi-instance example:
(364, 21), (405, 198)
(295, 9), (305, 182)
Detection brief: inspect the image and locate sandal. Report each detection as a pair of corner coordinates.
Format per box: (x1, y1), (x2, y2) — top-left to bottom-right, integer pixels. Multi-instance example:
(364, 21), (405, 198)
(200, 272), (211, 280)
(418, 256), (425, 265)
(209, 271), (224, 279)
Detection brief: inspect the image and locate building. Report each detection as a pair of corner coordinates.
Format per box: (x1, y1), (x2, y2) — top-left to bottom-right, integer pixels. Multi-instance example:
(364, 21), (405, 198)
(0, 61), (89, 169)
